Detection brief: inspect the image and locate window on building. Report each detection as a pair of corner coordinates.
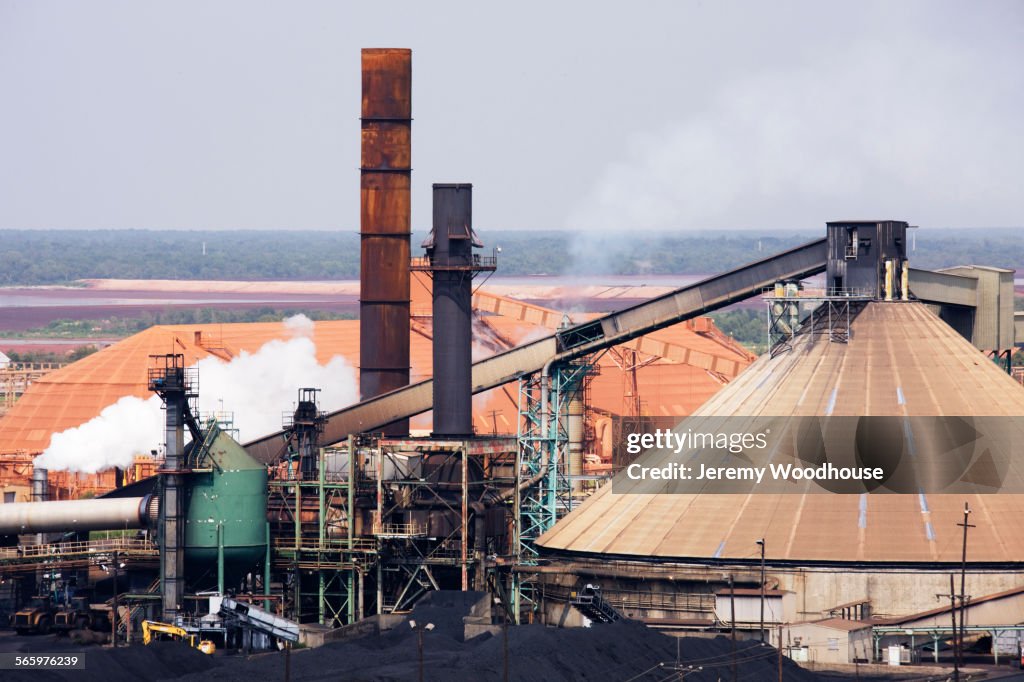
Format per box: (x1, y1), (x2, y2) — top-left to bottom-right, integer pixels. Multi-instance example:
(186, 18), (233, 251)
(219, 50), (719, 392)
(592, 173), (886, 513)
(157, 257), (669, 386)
(828, 637), (840, 651)
(3, 492), (15, 504)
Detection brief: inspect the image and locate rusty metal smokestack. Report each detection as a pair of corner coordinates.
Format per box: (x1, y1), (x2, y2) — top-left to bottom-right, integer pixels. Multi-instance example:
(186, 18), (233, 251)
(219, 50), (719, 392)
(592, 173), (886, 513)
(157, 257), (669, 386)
(360, 48), (412, 436)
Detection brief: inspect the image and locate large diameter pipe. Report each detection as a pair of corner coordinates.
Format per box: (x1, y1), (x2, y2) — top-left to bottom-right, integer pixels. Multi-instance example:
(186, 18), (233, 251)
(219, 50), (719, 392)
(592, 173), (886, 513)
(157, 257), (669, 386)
(0, 495), (155, 535)
(360, 48), (412, 436)
(568, 394), (584, 494)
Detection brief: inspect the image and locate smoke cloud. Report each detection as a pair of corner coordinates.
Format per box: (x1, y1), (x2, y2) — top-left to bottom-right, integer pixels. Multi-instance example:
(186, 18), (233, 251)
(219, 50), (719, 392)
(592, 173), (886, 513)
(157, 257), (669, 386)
(36, 315), (359, 472)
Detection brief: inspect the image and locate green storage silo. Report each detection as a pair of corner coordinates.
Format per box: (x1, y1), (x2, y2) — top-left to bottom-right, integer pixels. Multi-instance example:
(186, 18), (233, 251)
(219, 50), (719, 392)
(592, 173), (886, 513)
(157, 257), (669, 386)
(184, 423), (267, 586)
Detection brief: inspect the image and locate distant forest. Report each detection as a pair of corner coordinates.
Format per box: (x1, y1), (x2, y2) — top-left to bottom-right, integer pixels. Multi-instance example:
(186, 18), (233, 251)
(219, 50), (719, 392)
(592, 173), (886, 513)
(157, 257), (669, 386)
(6, 308), (357, 339)
(0, 228), (1021, 285)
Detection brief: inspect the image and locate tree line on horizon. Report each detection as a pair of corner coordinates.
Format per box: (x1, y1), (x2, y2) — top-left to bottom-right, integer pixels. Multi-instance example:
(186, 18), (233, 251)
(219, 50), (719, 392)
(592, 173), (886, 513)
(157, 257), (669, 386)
(0, 228), (1021, 285)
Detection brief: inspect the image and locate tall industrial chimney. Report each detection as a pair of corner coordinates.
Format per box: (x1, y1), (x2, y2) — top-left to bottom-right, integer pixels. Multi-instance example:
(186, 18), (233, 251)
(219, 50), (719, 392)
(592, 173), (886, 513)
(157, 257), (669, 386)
(360, 48), (412, 436)
(415, 184), (495, 436)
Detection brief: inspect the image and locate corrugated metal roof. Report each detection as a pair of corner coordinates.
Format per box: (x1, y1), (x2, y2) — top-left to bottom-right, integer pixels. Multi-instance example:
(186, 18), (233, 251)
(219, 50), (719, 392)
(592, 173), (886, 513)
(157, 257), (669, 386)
(797, 618), (872, 632)
(537, 302), (1024, 564)
(873, 585), (1024, 626)
(0, 304), (752, 456)
(942, 265), (1015, 274)
(714, 588), (790, 597)
(461, 315), (753, 435)
(0, 321), (371, 452)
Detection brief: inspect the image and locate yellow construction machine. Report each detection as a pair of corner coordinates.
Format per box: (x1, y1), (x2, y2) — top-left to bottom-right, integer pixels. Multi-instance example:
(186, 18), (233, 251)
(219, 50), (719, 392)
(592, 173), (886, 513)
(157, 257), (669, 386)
(141, 620), (216, 655)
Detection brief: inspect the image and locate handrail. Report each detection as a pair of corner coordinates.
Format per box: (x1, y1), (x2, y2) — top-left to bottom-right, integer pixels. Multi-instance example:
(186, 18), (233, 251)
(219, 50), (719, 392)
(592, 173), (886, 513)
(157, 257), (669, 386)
(0, 537), (157, 564)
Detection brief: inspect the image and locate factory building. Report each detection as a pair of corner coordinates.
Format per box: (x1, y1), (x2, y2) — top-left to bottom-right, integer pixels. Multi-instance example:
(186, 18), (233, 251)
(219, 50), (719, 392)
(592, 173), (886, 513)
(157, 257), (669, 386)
(0, 47), (1019, 670)
(536, 302), (1024, 619)
(0, 278), (754, 641)
(0, 304), (751, 474)
(533, 221), (1024, 654)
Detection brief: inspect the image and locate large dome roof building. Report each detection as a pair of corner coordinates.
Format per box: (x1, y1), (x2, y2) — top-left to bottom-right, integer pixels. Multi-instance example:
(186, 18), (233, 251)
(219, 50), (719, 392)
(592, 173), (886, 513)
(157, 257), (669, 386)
(536, 298), (1024, 624)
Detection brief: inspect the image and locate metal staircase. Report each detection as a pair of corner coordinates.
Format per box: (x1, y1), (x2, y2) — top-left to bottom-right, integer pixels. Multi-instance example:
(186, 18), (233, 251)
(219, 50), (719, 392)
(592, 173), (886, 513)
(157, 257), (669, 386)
(569, 584), (622, 624)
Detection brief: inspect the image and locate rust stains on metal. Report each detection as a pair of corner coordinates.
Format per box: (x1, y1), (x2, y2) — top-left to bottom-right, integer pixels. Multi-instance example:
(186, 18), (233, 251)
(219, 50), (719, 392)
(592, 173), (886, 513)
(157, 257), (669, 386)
(360, 48), (412, 435)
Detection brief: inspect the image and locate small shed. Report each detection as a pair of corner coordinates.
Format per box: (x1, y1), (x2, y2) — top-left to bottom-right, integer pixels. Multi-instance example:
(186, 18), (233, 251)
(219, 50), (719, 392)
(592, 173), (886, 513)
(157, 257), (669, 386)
(784, 618), (873, 664)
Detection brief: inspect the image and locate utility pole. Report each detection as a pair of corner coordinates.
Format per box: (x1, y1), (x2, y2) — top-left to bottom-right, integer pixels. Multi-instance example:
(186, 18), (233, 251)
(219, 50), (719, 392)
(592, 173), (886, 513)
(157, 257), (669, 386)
(958, 502), (974, 670)
(111, 550), (119, 648)
(730, 575), (738, 682)
(410, 620), (434, 682)
(777, 624), (783, 682)
(757, 538), (766, 642)
(950, 574), (959, 682)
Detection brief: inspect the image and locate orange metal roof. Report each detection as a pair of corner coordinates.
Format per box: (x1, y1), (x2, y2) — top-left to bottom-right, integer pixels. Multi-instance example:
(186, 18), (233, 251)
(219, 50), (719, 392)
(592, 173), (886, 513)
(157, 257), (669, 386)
(0, 321), (358, 453)
(0, 291), (753, 457)
(458, 315), (754, 435)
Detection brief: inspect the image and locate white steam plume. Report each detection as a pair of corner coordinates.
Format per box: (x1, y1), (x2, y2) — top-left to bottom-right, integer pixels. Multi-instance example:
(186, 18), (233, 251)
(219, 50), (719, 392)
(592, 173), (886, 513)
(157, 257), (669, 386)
(283, 313), (315, 338)
(34, 395), (164, 474)
(36, 315), (358, 473)
(195, 316), (358, 440)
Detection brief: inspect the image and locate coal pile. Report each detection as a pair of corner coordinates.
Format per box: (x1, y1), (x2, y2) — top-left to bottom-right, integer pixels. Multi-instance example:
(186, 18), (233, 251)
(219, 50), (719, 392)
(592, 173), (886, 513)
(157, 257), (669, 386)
(3, 640), (217, 682)
(1, 591), (826, 681)
(174, 591), (822, 682)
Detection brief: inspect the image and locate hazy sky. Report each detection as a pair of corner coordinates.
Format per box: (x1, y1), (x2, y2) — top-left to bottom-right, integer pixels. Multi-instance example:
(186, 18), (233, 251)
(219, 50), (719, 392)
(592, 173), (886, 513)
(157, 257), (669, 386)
(1, 1), (1021, 232)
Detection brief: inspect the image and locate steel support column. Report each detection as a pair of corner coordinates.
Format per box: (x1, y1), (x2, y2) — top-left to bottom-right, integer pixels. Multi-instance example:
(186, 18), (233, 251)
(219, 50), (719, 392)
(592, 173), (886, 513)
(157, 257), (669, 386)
(149, 354), (197, 623)
(513, 359), (592, 622)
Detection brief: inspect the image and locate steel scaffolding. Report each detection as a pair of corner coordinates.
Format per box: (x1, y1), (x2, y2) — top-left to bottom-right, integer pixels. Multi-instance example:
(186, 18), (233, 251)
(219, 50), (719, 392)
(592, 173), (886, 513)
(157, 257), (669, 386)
(764, 289), (873, 357)
(267, 439), (372, 627)
(512, 358), (593, 622)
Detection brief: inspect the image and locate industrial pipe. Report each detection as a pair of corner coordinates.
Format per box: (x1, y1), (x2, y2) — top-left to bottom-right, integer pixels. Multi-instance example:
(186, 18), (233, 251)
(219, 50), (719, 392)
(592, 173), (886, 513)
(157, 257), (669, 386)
(470, 500), (487, 590)
(567, 394), (584, 494)
(901, 260), (910, 301)
(0, 495), (156, 535)
(31, 468), (49, 502)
